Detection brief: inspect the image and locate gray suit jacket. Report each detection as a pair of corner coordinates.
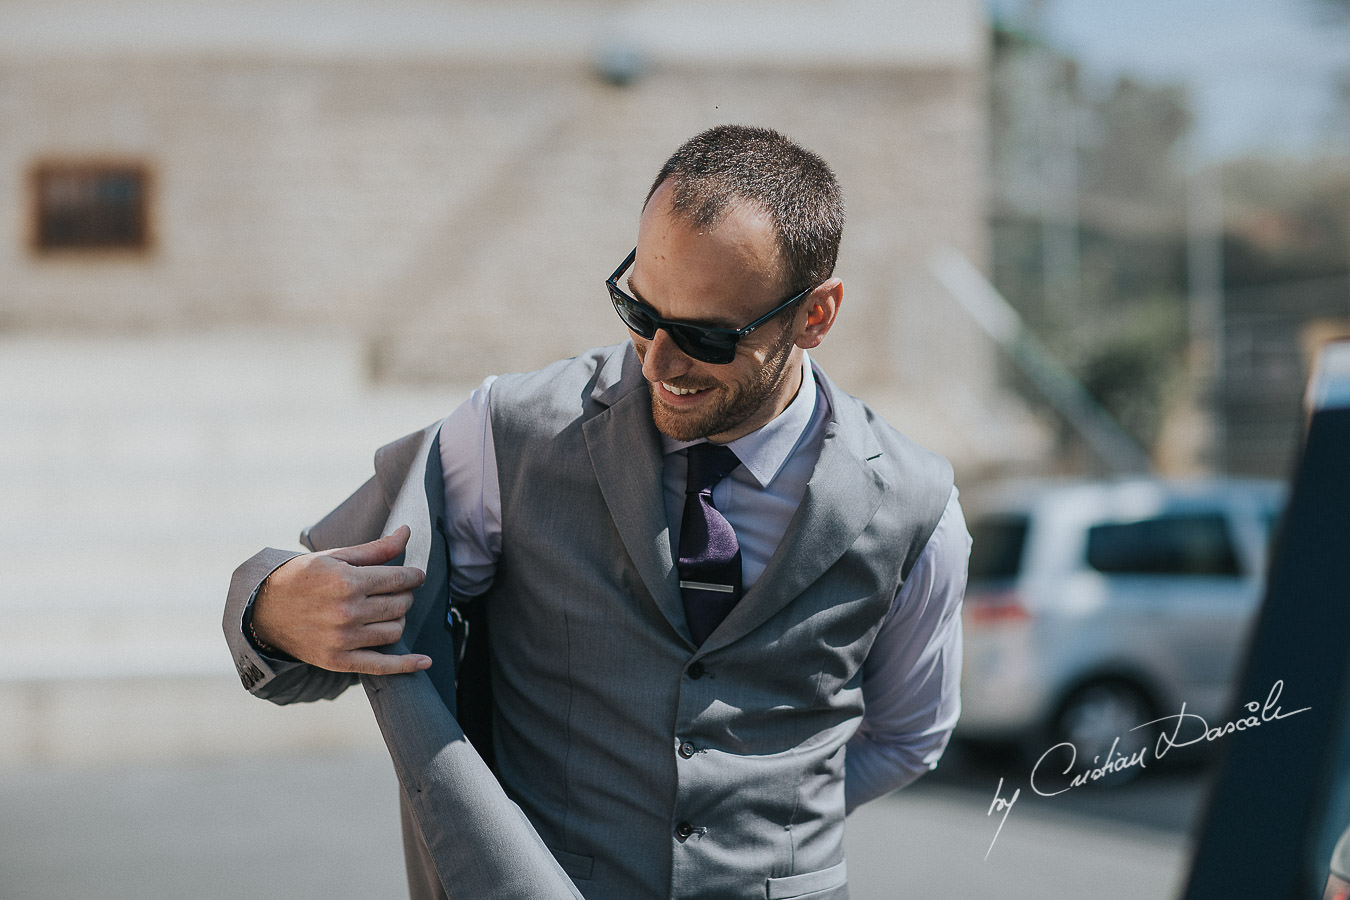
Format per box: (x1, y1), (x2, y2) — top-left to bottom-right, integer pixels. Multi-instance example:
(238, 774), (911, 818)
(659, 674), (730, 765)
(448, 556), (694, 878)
(224, 424), (580, 899)
(225, 343), (953, 899)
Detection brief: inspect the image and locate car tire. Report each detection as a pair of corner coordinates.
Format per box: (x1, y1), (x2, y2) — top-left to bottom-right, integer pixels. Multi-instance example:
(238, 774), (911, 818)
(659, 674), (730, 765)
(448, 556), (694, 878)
(1050, 679), (1156, 786)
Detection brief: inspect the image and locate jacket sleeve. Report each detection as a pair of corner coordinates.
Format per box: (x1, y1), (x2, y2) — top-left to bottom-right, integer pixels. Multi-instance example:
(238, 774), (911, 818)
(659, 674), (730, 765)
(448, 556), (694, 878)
(221, 426), (431, 705)
(222, 546), (358, 704)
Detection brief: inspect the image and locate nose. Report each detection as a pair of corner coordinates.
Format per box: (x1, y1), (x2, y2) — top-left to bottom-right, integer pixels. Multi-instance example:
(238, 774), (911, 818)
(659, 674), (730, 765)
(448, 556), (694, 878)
(639, 328), (693, 384)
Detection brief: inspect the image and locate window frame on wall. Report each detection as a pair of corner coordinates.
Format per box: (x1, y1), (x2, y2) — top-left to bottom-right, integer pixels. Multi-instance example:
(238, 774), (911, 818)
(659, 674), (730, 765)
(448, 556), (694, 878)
(28, 160), (154, 255)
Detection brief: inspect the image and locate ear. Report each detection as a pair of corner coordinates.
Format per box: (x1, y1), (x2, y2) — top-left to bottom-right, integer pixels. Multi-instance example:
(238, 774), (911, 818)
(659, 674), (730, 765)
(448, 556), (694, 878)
(795, 278), (843, 351)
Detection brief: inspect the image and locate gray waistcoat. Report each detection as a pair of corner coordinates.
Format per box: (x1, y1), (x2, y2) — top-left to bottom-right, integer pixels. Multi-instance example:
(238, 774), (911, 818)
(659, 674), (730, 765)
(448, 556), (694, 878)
(480, 344), (952, 899)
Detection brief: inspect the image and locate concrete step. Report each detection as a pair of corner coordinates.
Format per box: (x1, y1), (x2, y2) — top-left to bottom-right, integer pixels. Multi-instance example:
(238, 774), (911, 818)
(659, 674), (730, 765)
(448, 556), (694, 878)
(0, 330), (469, 765)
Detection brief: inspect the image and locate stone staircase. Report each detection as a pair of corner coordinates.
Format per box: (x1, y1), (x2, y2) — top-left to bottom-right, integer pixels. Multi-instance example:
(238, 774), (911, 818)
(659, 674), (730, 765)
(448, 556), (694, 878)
(0, 331), (470, 766)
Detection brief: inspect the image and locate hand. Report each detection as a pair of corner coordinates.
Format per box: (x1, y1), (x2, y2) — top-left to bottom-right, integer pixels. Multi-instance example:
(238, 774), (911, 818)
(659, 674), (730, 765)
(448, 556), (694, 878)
(250, 525), (432, 675)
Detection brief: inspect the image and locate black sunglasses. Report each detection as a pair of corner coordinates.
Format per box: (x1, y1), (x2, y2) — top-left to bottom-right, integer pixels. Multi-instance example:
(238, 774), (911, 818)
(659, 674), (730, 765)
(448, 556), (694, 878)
(606, 248), (815, 365)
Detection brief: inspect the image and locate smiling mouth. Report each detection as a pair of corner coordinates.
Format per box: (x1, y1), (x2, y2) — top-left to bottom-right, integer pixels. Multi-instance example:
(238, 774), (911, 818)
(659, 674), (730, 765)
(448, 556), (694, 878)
(661, 382), (710, 397)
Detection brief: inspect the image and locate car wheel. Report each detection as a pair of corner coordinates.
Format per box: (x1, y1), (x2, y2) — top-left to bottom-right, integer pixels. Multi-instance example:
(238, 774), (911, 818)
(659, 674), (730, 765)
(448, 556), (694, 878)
(1051, 680), (1156, 786)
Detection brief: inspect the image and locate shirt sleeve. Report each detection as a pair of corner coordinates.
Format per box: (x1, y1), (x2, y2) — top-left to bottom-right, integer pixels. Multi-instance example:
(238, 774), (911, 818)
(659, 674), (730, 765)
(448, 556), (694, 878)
(844, 486), (971, 813)
(437, 376), (503, 600)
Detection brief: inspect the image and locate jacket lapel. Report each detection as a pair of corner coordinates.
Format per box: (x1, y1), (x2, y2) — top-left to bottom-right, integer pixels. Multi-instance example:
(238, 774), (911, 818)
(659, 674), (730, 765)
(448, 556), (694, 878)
(582, 347), (690, 640)
(701, 373), (887, 653)
(579, 349), (890, 651)
(365, 420), (459, 702)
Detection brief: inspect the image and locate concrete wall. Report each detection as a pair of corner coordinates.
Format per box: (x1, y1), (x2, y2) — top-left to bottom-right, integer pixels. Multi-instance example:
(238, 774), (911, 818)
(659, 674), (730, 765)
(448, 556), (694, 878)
(0, 0), (1034, 471)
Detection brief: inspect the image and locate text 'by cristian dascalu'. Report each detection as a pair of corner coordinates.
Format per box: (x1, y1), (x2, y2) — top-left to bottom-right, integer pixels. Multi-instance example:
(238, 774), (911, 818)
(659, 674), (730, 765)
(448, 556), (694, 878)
(982, 679), (1311, 860)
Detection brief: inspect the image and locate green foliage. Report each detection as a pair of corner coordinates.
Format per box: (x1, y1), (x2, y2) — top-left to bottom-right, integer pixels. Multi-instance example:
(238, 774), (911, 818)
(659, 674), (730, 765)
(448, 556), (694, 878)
(988, 15), (1198, 458)
(1073, 296), (1189, 448)
(989, 4), (1350, 473)
(1221, 157), (1350, 288)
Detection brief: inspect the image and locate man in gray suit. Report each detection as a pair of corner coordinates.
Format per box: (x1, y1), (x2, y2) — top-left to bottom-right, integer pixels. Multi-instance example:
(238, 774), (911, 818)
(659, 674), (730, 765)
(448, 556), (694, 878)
(225, 125), (970, 899)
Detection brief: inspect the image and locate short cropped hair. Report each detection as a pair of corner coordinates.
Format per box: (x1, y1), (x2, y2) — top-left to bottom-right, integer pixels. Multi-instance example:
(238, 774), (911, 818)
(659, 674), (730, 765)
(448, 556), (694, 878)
(646, 125), (845, 293)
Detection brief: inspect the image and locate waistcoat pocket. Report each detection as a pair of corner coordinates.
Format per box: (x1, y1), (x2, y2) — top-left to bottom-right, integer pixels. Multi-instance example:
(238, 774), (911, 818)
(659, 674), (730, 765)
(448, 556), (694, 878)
(765, 859), (847, 899)
(549, 846), (594, 881)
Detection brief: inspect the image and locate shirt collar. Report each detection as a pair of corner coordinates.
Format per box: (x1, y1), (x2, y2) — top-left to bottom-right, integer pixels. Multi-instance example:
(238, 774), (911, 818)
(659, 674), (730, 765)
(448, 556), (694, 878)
(661, 352), (819, 489)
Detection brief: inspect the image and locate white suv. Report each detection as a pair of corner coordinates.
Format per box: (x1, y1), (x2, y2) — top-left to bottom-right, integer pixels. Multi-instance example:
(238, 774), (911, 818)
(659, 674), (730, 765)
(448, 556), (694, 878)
(956, 477), (1286, 772)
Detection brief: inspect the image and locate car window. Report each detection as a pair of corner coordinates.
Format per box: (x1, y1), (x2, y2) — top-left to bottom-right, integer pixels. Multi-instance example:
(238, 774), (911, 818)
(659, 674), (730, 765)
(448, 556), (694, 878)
(1085, 512), (1241, 577)
(966, 514), (1029, 581)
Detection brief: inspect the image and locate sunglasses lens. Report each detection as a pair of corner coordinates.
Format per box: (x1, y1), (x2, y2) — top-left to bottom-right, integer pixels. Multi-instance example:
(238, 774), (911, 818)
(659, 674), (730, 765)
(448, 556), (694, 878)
(610, 288), (656, 338)
(608, 282), (738, 364)
(670, 327), (735, 365)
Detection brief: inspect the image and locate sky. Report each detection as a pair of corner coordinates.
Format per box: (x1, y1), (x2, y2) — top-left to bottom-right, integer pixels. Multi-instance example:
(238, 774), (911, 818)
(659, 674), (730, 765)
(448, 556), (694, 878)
(990, 0), (1350, 160)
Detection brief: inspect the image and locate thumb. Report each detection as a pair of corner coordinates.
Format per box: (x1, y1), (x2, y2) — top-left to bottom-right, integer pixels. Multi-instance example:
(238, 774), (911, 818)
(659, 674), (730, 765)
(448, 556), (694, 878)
(327, 524), (412, 568)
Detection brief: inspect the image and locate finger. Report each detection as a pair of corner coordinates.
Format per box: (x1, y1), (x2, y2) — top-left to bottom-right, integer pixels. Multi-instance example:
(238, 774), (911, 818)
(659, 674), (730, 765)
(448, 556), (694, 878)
(340, 649), (433, 676)
(350, 615), (408, 649)
(350, 563), (426, 597)
(328, 525), (412, 568)
(353, 591), (416, 627)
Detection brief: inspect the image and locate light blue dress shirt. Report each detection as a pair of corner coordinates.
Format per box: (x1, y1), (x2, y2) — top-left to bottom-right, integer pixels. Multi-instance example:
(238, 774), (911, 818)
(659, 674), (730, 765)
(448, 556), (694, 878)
(438, 352), (970, 812)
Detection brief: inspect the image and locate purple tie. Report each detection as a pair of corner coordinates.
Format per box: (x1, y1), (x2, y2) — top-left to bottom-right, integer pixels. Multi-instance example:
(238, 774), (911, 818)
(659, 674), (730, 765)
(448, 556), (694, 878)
(678, 443), (743, 645)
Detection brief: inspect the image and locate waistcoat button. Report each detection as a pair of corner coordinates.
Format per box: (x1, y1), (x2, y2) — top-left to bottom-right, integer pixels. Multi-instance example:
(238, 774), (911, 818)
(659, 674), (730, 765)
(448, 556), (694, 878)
(678, 740), (696, 759)
(675, 822), (695, 841)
